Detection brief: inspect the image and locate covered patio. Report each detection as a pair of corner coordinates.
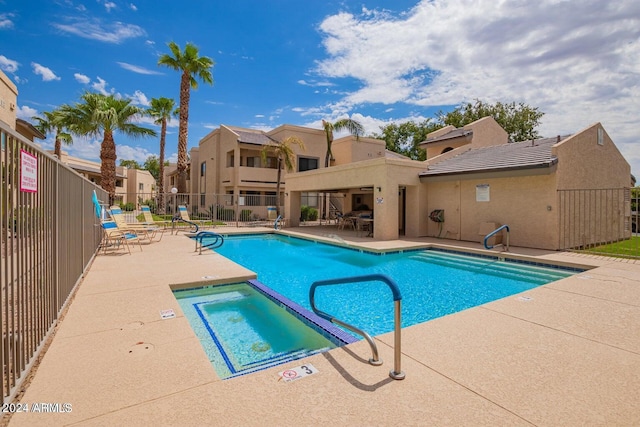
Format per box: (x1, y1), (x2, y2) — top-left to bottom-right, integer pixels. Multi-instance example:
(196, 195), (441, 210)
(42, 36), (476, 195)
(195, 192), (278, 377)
(285, 157), (429, 240)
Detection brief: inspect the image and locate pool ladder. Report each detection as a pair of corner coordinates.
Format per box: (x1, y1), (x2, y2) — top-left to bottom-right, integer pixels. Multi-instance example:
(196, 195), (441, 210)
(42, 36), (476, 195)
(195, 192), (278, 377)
(309, 274), (405, 380)
(484, 224), (510, 251)
(194, 231), (224, 254)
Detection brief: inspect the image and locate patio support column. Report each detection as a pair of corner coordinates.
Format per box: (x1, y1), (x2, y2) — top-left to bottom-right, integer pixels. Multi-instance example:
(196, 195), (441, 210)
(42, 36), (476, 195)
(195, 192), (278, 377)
(287, 191), (301, 227)
(373, 182), (398, 240)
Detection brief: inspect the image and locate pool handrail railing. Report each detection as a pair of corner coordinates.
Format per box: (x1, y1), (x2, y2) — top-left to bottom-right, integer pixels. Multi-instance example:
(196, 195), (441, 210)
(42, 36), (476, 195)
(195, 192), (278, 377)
(483, 224), (510, 251)
(194, 231), (224, 254)
(309, 273), (405, 380)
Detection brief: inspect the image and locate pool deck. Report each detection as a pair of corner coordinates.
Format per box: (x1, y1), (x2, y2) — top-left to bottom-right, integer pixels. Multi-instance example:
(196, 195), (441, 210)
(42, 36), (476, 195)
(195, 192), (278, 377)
(8, 226), (640, 426)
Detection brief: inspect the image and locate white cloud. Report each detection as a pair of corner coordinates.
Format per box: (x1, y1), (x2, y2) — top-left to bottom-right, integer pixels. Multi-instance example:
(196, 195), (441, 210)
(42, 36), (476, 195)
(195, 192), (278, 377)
(130, 4), (138, 12)
(117, 144), (156, 163)
(74, 73), (90, 84)
(53, 18), (146, 44)
(104, 2), (117, 12)
(0, 55), (19, 73)
(116, 62), (162, 75)
(128, 90), (150, 106)
(315, 0), (640, 173)
(0, 13), (15, 29)
(31, 62), (61, 81)
(91, 76), (111, 95)
(16, 105), (38, 120)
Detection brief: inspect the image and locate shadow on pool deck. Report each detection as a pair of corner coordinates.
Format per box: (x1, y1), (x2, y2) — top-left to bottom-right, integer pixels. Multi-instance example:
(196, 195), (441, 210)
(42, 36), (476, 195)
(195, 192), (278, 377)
(7, 227), (640, 426)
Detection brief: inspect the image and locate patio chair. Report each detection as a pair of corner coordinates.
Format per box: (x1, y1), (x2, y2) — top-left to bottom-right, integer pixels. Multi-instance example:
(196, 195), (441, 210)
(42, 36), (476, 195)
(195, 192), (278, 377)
(176, 205), (209, 230)
(100, 221), (143, 254)
(109, 206), (164, 242)
(141, 205), (172, 229)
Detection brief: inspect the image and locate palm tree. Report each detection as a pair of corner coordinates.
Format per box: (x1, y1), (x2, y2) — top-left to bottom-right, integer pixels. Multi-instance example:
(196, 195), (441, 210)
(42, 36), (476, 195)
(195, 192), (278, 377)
(321, 118), (364, 167)
(33, 109), (73, 158)
(63, 92), (156, 204)
(147, 97), (177, 214)
(158, 41), (214, 193)
(261, 136), (305, 216)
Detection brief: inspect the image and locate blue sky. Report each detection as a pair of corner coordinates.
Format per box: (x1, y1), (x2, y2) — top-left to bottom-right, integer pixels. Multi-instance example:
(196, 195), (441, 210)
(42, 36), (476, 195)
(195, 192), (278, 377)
(2, 1), (640, 176)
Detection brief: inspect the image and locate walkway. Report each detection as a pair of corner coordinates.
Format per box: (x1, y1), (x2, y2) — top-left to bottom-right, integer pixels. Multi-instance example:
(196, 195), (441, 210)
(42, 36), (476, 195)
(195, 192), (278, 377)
(8, 228), (640, 426)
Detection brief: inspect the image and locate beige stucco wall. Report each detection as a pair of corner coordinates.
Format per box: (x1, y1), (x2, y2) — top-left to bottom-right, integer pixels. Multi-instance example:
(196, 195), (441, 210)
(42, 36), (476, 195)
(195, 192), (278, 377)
(422, 117), (508, 159)
(0, 70), (17, 130)
(554, 123), (630, 189)
(426, 173), (559, 250)
(332, 136), (387, 165)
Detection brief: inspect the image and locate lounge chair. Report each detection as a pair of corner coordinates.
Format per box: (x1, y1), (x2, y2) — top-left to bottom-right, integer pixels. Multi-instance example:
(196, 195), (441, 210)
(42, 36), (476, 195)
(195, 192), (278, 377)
(141, 205), (172, 229)
(100, 221), (143, 254)
(174, 205), (209, 232)
(109, 206), (164, 242)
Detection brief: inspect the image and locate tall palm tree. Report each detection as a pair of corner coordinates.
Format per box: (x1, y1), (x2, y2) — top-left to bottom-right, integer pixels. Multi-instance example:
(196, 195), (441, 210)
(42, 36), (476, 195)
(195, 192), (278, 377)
(261, 136), (305, 216)
(33, 109), (73, 158)
(147, 97), (177, 214)
(63, 92), (156, 204)
(321, 118), (364, 168)
(158, 41), (214, 193)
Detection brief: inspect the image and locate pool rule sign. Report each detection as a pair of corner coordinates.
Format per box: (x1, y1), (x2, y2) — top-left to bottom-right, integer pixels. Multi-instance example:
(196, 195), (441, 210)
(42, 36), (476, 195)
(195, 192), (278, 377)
(20, 149), (38, 193)
(278, 364), (318, 383)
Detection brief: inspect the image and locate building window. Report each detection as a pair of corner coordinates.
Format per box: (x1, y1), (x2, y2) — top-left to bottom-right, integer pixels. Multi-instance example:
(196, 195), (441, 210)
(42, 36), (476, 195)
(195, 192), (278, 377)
(116, 179), (123, 188)
(138, 183), (144, 191)
(298, 157), (319, 172)
(227, 152), (235, 167)
(200, 161), (206, 176)
(246, 156), (261, 168)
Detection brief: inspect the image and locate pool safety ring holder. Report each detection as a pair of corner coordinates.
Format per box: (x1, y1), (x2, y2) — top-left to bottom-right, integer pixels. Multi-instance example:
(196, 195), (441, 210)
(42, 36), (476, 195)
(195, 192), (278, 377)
(309, 273), (405, 380)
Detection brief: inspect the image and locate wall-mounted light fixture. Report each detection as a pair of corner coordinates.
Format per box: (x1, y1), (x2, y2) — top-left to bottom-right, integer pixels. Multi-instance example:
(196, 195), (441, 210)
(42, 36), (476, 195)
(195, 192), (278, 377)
(377, 186), (382, 192)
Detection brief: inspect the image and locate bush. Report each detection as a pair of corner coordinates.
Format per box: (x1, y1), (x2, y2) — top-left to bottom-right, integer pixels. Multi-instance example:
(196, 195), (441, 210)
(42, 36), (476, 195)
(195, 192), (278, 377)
(300, 205), (319, 221)
(120, 202), (135, 211)
(240, 209), (252, 221)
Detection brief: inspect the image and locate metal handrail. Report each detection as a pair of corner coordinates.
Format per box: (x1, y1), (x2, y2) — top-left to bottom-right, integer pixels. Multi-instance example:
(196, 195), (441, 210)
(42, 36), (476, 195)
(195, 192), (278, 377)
(194, 231), (224, 254)
(484, 224), (510, 251)
(171, 216), (199, 234)
(274, 215), (283, 230)
(309, 274), (405, 380)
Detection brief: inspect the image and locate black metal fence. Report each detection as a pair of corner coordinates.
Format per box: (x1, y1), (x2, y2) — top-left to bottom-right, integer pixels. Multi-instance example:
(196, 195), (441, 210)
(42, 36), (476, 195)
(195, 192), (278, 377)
(1, 121), (104, 403)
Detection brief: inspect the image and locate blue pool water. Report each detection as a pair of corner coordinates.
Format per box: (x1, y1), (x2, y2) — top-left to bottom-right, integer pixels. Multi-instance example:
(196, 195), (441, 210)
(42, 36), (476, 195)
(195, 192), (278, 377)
(211, 234), (577, 337)
(174, 282), (345, 379)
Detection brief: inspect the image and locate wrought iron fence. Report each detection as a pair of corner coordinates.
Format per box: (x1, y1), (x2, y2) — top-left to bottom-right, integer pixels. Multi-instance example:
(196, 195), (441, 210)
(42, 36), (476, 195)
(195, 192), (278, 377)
(1, 121), (104, 403)
(558, 187), (639, 258)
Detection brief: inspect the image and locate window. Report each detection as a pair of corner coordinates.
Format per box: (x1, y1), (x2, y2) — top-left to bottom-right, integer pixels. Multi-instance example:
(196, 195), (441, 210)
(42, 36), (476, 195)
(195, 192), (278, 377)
(138, 183), (144, 191)
(246, 156), (261, 167)
(116, 180), (123, 188)
(227, 152), (235, 167)
(298, 157), (319, 172)
(200, 161), (206, 176)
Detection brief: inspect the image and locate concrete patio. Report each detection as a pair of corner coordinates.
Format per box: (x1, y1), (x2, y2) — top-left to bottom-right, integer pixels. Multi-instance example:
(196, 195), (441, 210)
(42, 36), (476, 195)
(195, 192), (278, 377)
(7, 227), (640, 426)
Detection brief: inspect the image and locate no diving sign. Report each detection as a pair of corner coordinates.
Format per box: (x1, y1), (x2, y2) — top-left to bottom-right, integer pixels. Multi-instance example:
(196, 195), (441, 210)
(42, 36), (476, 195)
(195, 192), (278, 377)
(278, 364), (318, 383)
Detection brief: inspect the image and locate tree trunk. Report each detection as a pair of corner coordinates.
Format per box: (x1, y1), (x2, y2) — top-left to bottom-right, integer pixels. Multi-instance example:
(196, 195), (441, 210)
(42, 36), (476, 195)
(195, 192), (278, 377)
(158, 118), (167, 214)
(177, 71), (191, 193)
(100, 130), (117, 205)
(275, 158), (282, 216)
(54, 135), (61, 158)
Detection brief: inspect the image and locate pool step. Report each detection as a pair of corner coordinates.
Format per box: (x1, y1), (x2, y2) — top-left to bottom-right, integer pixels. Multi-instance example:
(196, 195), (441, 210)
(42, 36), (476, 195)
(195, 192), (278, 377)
(409, 251), (571, 284)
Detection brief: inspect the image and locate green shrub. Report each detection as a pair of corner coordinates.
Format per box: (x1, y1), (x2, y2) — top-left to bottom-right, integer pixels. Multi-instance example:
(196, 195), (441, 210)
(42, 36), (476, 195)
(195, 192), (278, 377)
(143, 199), (157, 212)
(300, 205), (319, 221)
(120, 202), (136, 211)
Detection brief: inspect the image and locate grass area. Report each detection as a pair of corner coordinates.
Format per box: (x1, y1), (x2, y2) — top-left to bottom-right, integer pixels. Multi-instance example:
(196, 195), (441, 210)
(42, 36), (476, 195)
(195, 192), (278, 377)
(582, 236), (640, 258)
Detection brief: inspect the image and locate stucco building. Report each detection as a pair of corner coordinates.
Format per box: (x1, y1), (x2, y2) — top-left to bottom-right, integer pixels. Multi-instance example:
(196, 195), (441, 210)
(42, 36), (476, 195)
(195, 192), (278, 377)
(285, 117), (631, 250)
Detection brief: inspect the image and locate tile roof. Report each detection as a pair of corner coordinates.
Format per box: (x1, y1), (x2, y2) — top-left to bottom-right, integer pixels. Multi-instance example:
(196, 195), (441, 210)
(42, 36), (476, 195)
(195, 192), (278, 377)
(419, 136), (566, 177)
(228, 127), (273, 145)
(421, 128), (472, 145)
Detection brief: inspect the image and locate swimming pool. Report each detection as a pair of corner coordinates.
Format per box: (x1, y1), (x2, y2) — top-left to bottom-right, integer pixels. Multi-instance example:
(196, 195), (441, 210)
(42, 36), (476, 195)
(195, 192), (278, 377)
(211, 234), (577, 337)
